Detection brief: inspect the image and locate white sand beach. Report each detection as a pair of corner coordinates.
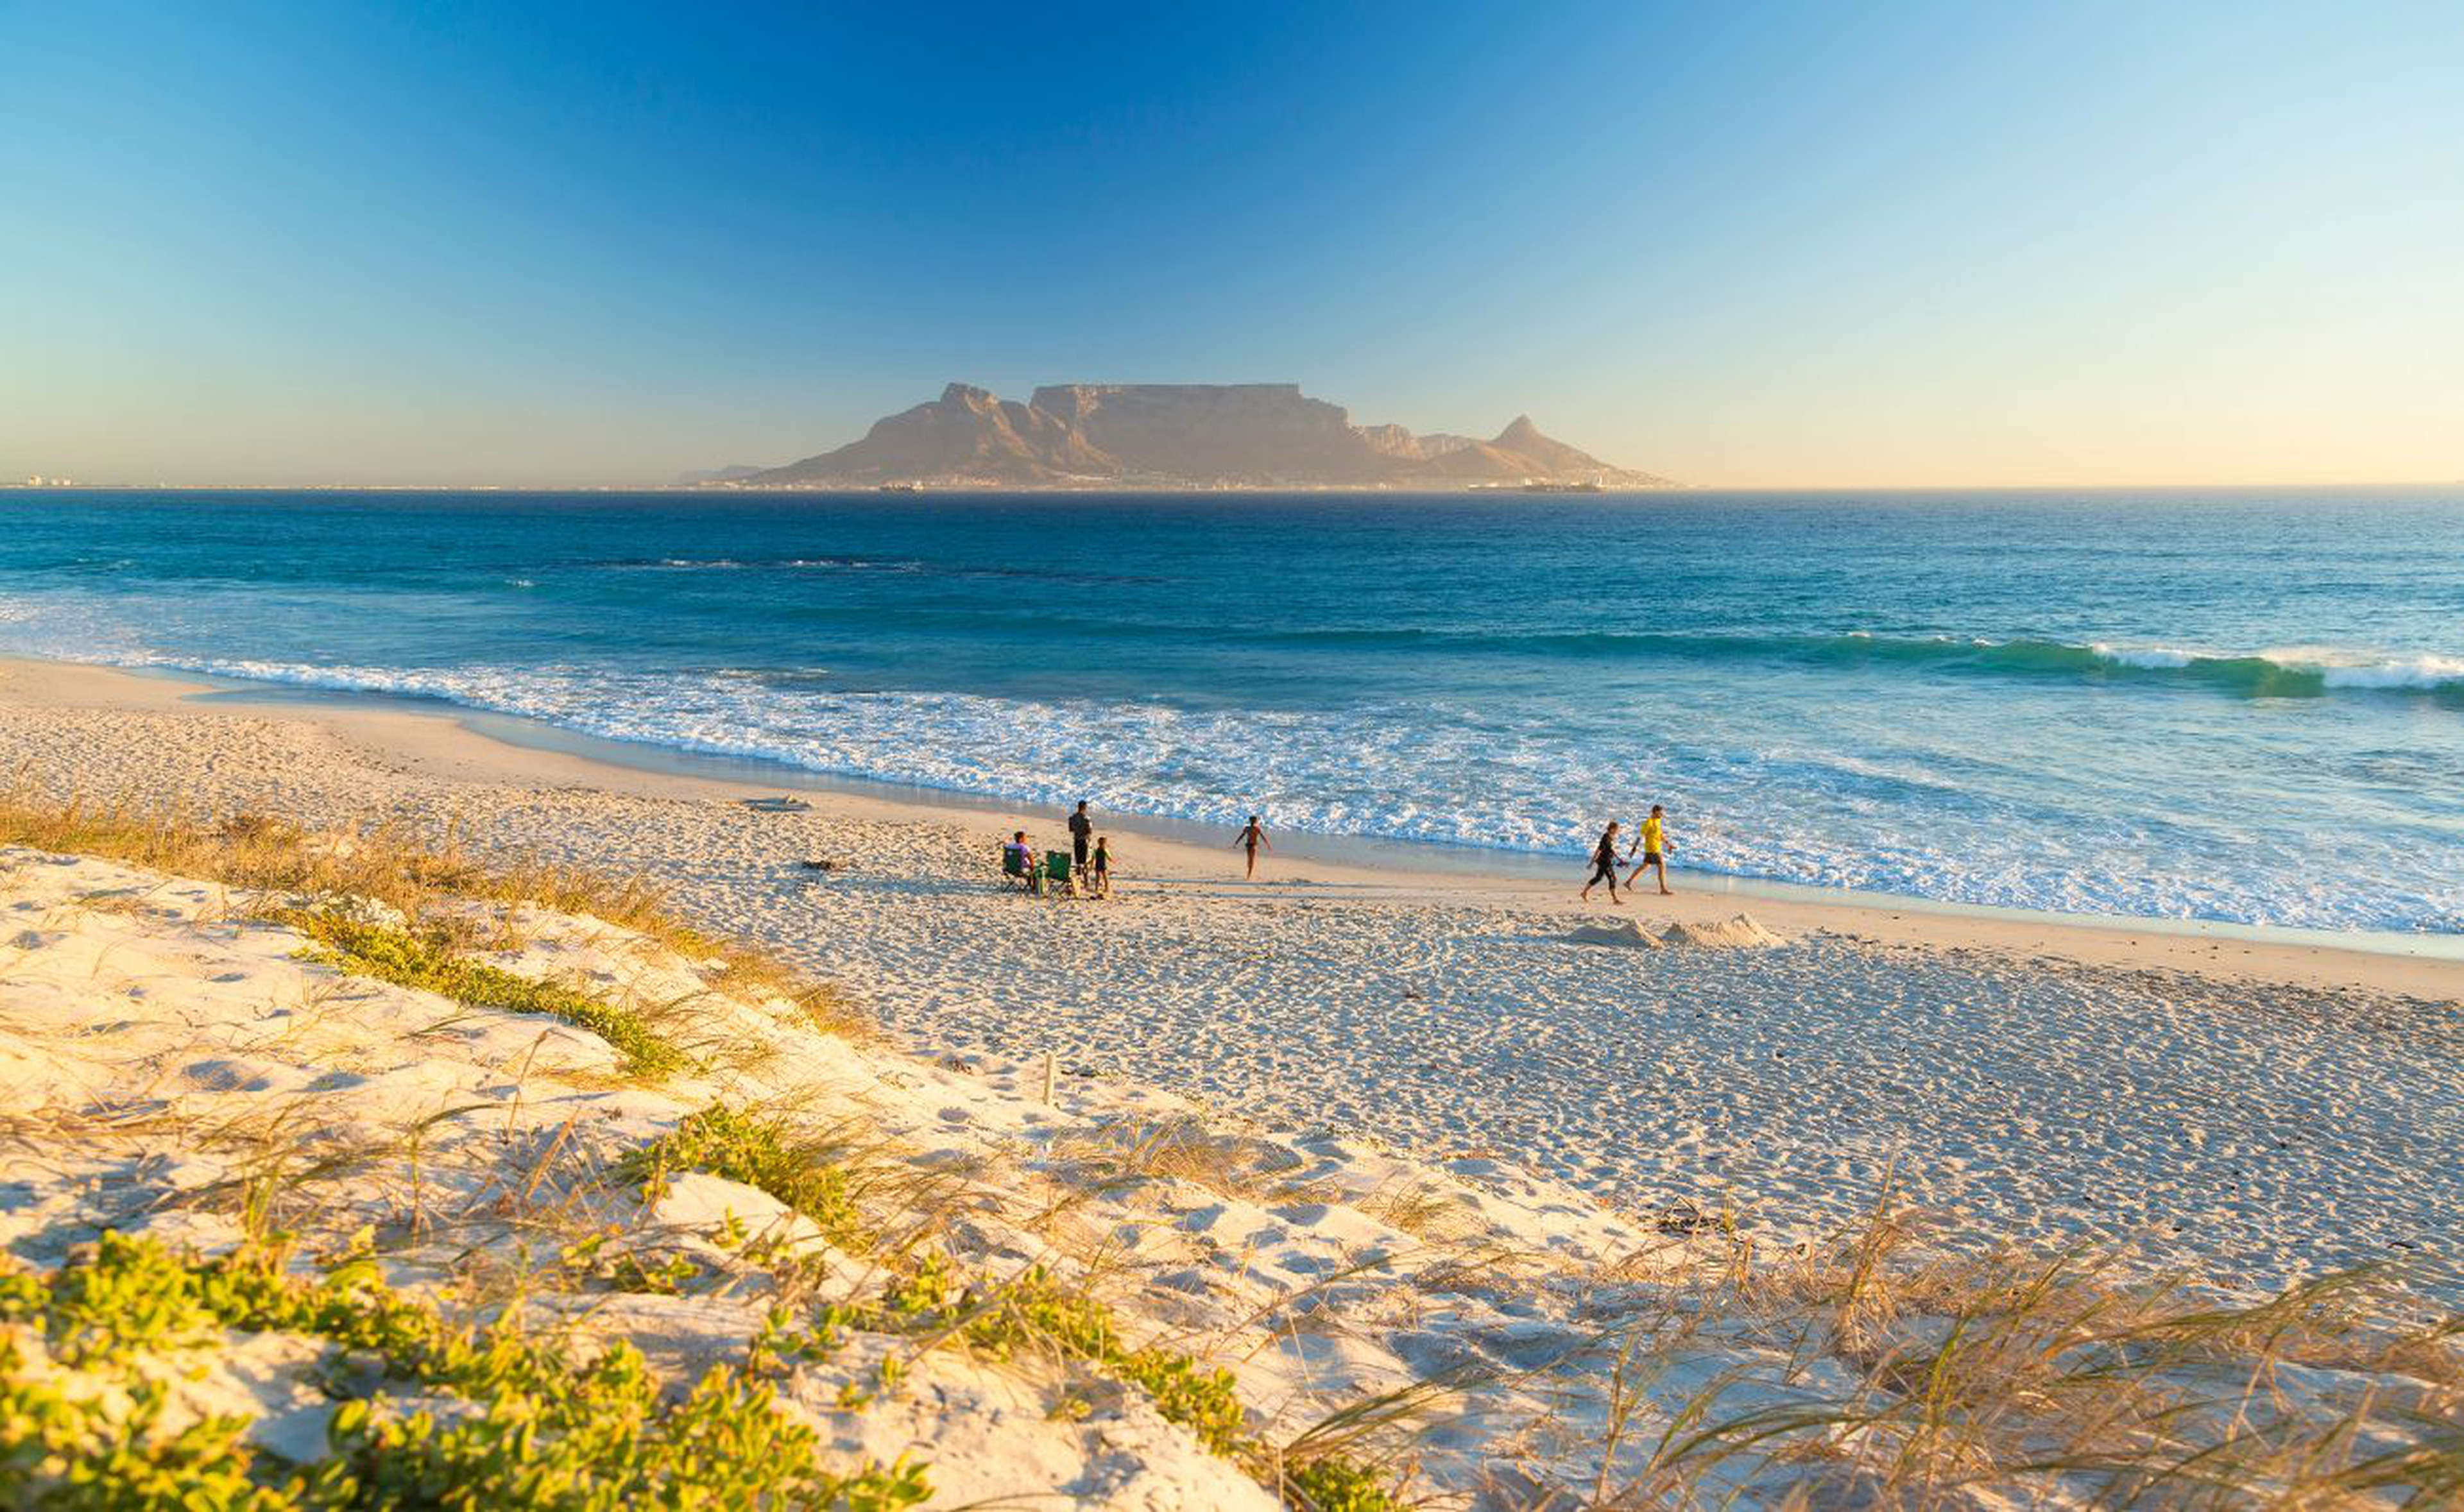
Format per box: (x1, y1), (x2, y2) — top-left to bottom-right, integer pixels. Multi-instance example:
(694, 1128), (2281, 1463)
(5, 657), (2454, 1287)
(3, 654), (2458, 1506)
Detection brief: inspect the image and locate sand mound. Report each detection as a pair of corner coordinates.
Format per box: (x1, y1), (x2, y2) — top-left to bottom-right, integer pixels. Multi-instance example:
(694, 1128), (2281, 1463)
(1564, 913), (1786, 949)
(1657, 913), (1788, 949)
(1562, 920), (1664, 949)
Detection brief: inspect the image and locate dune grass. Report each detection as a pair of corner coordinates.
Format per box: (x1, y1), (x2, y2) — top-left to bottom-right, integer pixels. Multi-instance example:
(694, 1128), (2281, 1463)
(1048, 1114), (1343, 1209)
(1, 1232), (932, 1509)
(619, 1109), (1262, 1456)
(862, 1252), (1407, 1509)
(7, 790), (2454, 1508)
(276, 905), (689, 1077)
(873, 1252), (1251, 1454)
(620, 1103), (868, 1249)
(1493, 1196), (2464, 1509)
(0, 793), (653, 928)
(0, 790), (849, 999)
(0, 788), (873, 1037)
(617, 1107), (1409, 1509)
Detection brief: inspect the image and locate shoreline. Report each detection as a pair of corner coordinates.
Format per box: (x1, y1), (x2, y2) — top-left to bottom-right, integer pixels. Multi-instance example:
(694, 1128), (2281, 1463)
(5, 651), (2456, 998)
(3, 649), (2458, 1296)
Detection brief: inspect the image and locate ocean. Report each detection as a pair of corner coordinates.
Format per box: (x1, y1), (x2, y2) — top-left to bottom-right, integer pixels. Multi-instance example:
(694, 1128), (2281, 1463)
(2, 487), (2458, 935)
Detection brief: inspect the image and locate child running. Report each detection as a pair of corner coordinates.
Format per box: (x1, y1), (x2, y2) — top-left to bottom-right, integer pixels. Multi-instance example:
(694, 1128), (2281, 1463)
(1625, 804), (1674, 896)
(1580, 820), (1623, 903)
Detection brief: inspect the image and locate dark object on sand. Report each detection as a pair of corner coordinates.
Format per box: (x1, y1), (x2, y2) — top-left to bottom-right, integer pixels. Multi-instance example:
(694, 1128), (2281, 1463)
(742, 796), (812, 813)
(1654, 1200), (1720, 1236)
(799, 858), (841, 873)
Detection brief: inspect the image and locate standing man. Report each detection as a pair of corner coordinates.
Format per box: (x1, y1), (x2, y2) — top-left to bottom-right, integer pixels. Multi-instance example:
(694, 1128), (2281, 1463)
(1581, 820), (1623, 904)
(1068, 800), (1095, 872)
(1235, 814), (1271, 879)
(1625, 804), (1674, 896)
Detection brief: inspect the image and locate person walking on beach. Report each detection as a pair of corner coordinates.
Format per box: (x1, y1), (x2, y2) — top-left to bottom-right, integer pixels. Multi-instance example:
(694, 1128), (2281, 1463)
(1582, 820), (1623, 904)
(1235, 815), (1271, 879)
(1625, 804), (1674, 896)
(1068, 800), (1094, 871)
(1090, 835), (1112, 898)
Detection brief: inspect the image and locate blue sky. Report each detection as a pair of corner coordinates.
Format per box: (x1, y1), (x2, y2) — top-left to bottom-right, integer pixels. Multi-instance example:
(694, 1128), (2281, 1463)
(4, 1), (2460, 486)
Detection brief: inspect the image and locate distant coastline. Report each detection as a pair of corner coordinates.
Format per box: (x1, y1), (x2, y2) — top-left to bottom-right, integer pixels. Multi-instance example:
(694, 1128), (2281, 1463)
(22, 480), (2464, 496)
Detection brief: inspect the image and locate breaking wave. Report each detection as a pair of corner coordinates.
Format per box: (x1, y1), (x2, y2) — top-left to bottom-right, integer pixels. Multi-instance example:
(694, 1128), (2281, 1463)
(42, 648), (2455, 935)
(1244, 628), (2464, 699)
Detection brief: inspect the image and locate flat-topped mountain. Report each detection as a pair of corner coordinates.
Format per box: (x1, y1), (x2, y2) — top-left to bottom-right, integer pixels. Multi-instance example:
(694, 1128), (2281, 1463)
(737, 382), (1672, 488)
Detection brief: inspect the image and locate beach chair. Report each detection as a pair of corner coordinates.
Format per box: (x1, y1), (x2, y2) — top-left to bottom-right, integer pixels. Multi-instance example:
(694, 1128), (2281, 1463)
(1000, 846), (1033, 888)
(1044, 850), (1079, 897)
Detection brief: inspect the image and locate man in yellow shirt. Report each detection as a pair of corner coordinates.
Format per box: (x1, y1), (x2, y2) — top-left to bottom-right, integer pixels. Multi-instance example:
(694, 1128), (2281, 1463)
(1625, 804), (1674, 896)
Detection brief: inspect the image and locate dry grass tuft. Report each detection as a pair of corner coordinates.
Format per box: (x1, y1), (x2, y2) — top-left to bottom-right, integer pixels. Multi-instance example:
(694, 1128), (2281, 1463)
(9, 790), (2455, 1509)
(0, 786), (873, 1040)
(1048, 1116), (1340, 1208)
(3, 792), (648, 924)
(1561, 1195), (2464, 1509)
(1356, 1179), (1475, 1241)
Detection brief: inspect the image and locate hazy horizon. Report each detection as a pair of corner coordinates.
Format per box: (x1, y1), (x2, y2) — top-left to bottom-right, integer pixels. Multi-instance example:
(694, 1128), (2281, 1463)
(11, 475), (2464, 495)
(6, 1), (2460, 490)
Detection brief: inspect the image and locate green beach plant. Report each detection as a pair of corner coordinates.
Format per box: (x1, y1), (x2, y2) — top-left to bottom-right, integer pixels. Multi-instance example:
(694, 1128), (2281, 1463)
(12, 792), (2453, 1509)
(274, 905), (689, 1076)
(0, 1233), (932, 1509)
(856, 1254), (1405, 1506)
(610, 1096), (1410, 1508)
(618, 1103), (867, 1250)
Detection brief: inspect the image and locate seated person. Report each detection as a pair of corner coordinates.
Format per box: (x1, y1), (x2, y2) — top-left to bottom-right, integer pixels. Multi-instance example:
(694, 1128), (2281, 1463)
(1002, 830), (1036, 883)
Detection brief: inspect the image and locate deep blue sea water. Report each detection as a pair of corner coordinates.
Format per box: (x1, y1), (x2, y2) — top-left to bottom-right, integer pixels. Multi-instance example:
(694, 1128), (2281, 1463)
(3, 488), (2459, 935)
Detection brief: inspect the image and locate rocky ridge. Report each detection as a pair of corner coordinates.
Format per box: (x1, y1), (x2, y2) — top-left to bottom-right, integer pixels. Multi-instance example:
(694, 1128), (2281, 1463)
(737, 382), (1673, 488)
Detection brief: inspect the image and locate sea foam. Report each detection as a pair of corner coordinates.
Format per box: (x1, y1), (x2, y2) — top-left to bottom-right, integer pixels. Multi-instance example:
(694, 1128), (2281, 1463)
(50, 647), (2454, 936)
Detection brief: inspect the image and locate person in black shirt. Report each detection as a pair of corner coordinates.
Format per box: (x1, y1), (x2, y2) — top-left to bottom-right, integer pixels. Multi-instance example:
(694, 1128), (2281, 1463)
(1068, 801), (1094, 869)
(1580, 820), (1623, 904)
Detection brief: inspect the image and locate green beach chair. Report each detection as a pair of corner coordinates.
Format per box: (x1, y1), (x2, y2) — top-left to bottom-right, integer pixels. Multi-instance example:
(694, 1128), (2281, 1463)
(1000, 845), (1032, 888)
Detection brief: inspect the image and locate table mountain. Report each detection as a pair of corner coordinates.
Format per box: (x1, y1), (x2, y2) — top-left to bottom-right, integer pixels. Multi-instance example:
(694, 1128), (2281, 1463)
(737, 383), (1671, 488)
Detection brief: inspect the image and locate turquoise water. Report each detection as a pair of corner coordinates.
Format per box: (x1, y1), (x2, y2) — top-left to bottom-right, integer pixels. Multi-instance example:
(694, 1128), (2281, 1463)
(2, 487), (2459, 934)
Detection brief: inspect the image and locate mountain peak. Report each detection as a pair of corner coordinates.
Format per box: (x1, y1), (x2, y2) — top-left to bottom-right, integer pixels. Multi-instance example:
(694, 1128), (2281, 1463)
(739, 384), (1673, 489)
(1475, 414), (1664, 484)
